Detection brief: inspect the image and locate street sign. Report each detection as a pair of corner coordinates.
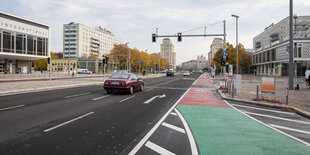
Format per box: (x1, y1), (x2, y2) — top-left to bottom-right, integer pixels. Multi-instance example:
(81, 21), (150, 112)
(138, 61), (143, 64)
(286, 46), (290, 52)
(222, 44), (228, 50)
(222, 50), (228, 56)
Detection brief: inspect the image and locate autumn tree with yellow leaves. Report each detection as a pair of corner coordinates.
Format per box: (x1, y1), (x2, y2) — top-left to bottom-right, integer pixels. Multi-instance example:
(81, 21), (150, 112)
(33, 52), (59, 70)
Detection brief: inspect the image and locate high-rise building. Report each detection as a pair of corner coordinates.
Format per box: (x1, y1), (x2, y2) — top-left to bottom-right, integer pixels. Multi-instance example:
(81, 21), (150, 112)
(0, 11), (51, 74)
(208, 38), (223, 62)
(160, 38), (176, 69)
(63, 23), (123, 59)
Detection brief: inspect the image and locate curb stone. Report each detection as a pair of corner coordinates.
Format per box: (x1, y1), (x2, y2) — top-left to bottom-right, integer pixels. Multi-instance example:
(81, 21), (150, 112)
(214, 84), (310, 119)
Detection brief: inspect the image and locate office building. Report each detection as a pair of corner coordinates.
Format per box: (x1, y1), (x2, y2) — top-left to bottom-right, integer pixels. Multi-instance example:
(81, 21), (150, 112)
(63, 23), (123, 59)
(0, 11), (50, 73)
(252, 16), (310, 76)
(208, 38), (223, 62)
(160, 38), (176, 69)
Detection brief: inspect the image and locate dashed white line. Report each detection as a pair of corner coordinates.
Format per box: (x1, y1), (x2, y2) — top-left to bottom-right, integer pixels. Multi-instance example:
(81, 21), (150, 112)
(92, 95), (111, 101)
(145, 141), (176, 155)
(269, 124), (310, 135)
(174, 108), (199, 155)
(64, 92), (90, 99)
(43, 112), (94, 132)
(244, 111), (310, 125)
(120, 95), (135, 102)
(0, 105), (25, 111)
(128, 88), (190, 155)
(232, 104), (295, 115)
(145, 88), (153, 92)
(224, 100), (310, 146)
(170, 112), (177, 116)
(162, 122), (185, 133)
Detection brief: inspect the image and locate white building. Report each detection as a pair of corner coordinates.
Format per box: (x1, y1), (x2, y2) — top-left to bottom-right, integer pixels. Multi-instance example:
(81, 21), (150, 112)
(208, 38), (223, 62)
(197, 55), (208, 70)
(0, 11), (50, 74)
(252, 16), (310, 76)
(182, 55), (207, 71)
(160, 38), (176, 69)
(63, 23), (123, 59)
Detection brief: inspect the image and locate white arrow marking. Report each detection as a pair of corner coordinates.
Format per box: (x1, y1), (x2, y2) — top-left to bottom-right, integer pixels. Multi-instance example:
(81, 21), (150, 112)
(144, 94), (166, 104)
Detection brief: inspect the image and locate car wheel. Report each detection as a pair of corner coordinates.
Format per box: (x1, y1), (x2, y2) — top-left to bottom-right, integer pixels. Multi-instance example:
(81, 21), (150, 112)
(140, 84), (144, 91)
(106, 90), (112, 94)
(129, 87), (134, 95)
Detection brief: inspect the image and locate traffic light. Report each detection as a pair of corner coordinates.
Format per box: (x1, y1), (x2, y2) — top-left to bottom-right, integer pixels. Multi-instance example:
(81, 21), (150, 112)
(102, 55), (106, 64)
(222, 58), (226, 66)
(47, 57), (50, 64)
(152, 33), (156, 42)
(177, 33), (182, 42)
(106, 56), (109, 64)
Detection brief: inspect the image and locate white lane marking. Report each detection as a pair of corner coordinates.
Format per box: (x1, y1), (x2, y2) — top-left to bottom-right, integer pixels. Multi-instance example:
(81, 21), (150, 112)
(143, 94), (166, 104)
(162, 122), (185, 133)
(0, 105), (25, 111)
(175, 108), (199, 155)
(43, 112), (94, 132)
(128, 88), (191, 155)
(145, 141), (176, 155)
(232, 104), (295, 115)
(120, 95), (135, 102)
(92, 95), (111, 101)
(192, 74), (203, 85)
(224, 100), (310, 146)
(244, 111), (310, 125)
(269, 124), (310, 135)
(170, 112), (177, 116)
(64, 92), (90, 99)
(145, 88), (153, 92)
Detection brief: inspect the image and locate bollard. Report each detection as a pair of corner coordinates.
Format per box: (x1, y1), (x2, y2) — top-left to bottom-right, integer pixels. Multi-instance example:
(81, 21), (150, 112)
(286, 87), (288, 105)
(232, 82), (234, 98)
(257, 85), (259, 100)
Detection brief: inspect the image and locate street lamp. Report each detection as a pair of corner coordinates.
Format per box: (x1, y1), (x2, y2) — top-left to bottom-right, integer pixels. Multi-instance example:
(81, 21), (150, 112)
(288, 0), (294, 90)
(231, 14), (239, 74)
(125, 42), (130, 72)
(67, 22), (74, 75)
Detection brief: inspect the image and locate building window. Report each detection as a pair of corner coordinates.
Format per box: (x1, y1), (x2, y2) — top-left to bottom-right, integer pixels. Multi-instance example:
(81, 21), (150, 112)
(267, 50), (270, 62)
(37, 37), (43, 55)
(16, 34), (23, 54)
(3, 31), (11, 52)
(272, 49), (276, 61)
(27, 35), (34, 54)
(298, 47), (302, 57)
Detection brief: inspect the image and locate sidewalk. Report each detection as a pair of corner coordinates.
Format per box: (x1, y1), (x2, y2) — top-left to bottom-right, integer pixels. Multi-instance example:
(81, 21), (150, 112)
(0, 73), (165, 96)
(176, 74), (310, 154)
(218, 74), (310, 113)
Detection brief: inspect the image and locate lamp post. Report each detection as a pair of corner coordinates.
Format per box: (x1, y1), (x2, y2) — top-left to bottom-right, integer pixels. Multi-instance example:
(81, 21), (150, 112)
(67, 22), (74, 76)
(289, 0), (294, 90)
(232, 14), (239, 74)
(125, 42), (130, 72)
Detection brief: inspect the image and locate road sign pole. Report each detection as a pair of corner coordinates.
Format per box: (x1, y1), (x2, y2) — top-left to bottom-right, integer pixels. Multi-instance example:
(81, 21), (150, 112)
(289, 0), (294, 90)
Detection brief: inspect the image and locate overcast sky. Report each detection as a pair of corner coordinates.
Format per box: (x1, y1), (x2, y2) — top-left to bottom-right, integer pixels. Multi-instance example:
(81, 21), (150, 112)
(1, 0), (310, 64)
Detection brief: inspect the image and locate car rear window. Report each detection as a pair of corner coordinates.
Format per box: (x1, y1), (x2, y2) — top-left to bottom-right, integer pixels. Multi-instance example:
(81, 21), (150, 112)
(110, 73), (129, 79)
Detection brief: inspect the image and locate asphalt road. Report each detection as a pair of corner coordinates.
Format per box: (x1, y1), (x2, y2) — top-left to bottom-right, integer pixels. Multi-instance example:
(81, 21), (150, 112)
(0, 73), (201, 154)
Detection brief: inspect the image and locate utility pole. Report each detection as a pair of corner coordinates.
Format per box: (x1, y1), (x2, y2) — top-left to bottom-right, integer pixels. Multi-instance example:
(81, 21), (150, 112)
(223, 20), (226, 77)
(232, 15), (239, 74)
(289, 0), (294, 90)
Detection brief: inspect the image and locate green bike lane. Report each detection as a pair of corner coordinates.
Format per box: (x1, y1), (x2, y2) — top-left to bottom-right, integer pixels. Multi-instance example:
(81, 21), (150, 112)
(177, 74), (310, 155)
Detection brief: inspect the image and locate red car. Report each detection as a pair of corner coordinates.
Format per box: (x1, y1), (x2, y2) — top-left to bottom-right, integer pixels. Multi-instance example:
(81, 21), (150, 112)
(103, 72), (144, 95)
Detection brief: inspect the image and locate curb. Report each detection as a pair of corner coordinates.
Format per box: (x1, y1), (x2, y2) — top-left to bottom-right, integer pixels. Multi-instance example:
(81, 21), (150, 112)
(214, 84), (310, 119)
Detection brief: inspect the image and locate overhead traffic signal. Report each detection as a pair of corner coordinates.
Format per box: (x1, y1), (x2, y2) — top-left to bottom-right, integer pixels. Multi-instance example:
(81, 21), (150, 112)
(177, 33), (182, 42)
(102, 55), (107, 64)
(152, 33), (156, 42)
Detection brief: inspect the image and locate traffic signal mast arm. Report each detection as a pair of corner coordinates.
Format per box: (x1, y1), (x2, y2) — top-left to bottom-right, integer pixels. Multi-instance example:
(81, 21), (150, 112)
(154, 34), (226, 38)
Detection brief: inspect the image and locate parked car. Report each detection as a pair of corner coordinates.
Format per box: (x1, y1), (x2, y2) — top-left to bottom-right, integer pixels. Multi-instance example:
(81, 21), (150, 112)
(78, 69), (92, 74)
(305, 70), (310, 87)
(166, 70), (174, 76)
(183, 71), (190, 76)
(103, 72), (144, 95)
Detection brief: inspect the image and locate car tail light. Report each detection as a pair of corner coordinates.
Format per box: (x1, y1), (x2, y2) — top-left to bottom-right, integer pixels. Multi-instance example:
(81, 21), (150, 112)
(120, 81), (127, 86)
(104, 81), (109, 85)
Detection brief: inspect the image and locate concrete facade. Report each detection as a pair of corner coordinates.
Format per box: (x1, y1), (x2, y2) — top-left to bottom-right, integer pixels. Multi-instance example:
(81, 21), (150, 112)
(0, 11), (51, 74)
(160, 38), (176, 69)
(252, 16), (310, 76)
(208, 38), (223, 63)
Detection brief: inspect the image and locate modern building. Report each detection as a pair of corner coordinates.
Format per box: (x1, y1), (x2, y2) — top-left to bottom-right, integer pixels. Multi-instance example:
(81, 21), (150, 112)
(49, 58), (105, 73)
(63, 23), (123, 59)
(160, 38), (176, 69)
(208, 38), (223, 62)
(252, 16), (310, 76)
(182, 60), (197, 71)
(0, 11), (50, 74)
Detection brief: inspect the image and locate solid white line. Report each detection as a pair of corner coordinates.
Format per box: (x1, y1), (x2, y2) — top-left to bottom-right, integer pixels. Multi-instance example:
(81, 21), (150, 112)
(64, 92), (90, 98)
(120, 95), (135, 102)
(223, 100), (310, 146)
(244, 111), (310, 125)
(145, 141), (176, 155)
(175, 108), (199, 155)
(232, 104), (295, 115)
(269, 124), (310, 135)
(162, 122), (185, 133)
(43, 112), (94, 132)
(0, 105), (25, 111)
(92, 95), (111, 101)
(128, 88), (191, 155)
(145, 88), (153, 92)
(170, 112), (177, 116)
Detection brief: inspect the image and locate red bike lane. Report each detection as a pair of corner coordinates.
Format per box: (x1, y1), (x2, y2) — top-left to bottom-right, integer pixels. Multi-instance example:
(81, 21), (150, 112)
(176, 74), (310, 155)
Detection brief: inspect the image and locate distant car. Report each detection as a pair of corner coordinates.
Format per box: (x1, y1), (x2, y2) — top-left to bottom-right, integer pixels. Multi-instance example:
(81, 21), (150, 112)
(183, 71), (190, 76)
(166, 70), (174, 76)
(103, 72), (144, 95)
(190, 72), (193, 75)
(78, 69), (92, 74)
